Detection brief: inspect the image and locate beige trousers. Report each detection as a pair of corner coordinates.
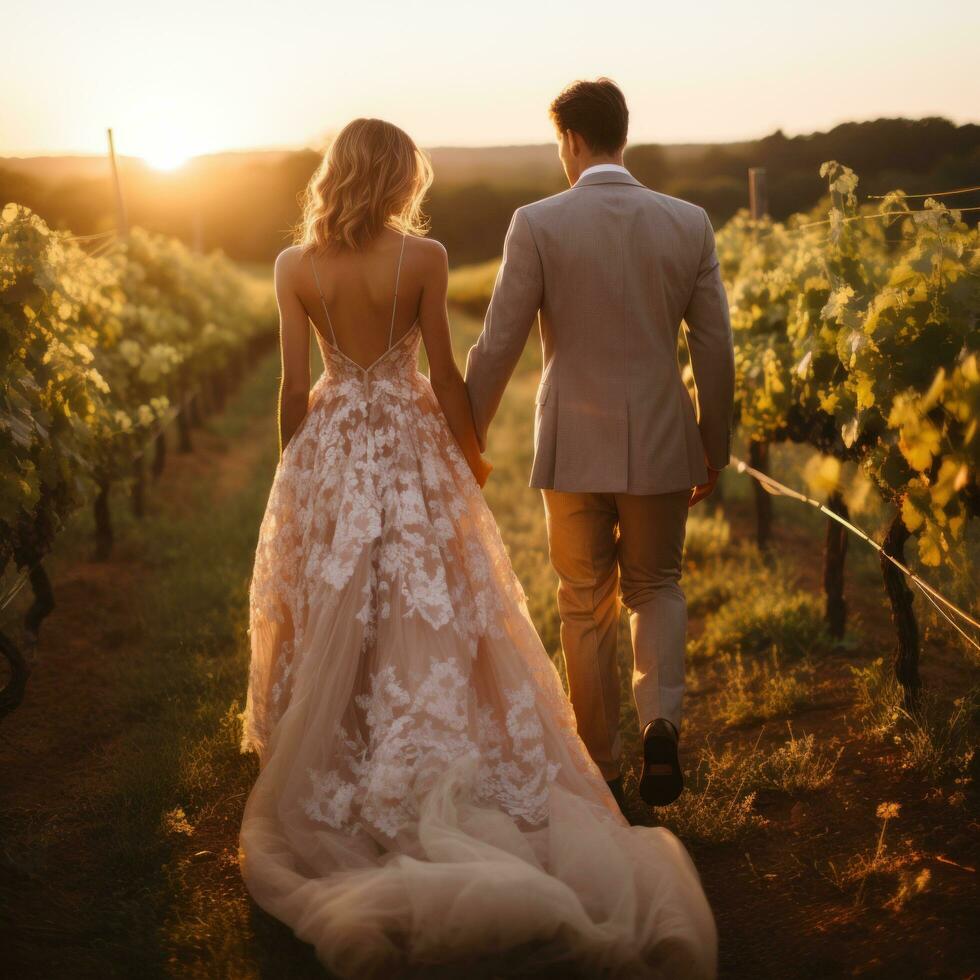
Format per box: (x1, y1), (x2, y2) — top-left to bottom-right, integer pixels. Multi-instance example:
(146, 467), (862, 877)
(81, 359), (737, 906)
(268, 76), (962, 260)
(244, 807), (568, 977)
(541, 488), (691, 781)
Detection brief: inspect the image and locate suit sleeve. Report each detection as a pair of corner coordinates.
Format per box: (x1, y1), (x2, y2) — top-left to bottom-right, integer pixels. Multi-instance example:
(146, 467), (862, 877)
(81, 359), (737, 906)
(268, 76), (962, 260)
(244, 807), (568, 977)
(682, 208), (736, 470)
(464, 208), (543, 452)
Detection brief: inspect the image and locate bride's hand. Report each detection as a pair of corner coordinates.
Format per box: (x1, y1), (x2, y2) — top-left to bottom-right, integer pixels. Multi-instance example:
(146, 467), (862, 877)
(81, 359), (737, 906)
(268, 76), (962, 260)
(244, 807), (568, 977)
(471, 455), (493, 488)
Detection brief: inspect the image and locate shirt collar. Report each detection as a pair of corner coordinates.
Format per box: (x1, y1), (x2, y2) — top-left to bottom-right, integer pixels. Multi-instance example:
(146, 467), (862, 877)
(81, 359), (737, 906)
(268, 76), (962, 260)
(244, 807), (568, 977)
(576, 163), (632, 184)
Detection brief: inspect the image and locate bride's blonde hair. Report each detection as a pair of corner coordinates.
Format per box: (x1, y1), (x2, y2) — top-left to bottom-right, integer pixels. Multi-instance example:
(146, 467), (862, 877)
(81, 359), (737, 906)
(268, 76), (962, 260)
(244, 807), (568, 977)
(298, 118), (433, 251)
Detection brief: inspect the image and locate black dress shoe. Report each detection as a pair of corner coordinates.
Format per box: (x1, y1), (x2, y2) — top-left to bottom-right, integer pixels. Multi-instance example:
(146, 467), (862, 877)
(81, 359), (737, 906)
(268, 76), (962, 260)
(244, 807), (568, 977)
(639, 718), (684, 807)
(606, 776), (629, 818)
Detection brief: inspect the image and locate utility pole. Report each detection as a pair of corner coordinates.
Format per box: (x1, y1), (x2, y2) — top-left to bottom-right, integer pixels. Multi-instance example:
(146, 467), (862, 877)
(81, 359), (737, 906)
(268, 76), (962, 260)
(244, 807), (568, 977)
(107, 128), (129, 237)
(748, 166), (768, 220)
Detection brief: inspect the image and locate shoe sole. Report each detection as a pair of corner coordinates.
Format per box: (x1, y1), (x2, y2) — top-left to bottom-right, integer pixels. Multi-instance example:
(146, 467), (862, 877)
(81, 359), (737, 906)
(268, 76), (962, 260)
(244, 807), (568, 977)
(639, 732), (684, 807)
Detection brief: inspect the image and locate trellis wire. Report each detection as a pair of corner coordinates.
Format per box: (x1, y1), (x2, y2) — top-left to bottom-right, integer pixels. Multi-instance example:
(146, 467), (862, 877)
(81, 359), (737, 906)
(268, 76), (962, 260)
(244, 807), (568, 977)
(730, 455), (980, 654)
(866, 184), (980, 200)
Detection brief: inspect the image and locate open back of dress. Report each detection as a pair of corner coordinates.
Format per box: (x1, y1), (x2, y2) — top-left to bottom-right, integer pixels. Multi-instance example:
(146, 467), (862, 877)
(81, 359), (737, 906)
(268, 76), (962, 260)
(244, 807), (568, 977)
(309, 232), (409, 372)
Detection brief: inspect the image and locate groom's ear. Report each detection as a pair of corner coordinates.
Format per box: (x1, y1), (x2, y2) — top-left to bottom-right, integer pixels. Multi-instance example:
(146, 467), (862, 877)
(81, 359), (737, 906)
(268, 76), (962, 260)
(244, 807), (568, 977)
(566, 130), (587, 159)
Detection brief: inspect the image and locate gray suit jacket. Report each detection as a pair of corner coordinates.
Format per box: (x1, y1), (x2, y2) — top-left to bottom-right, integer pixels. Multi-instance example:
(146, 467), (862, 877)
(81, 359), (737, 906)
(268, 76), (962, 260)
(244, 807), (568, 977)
(464, 168), (735, 495)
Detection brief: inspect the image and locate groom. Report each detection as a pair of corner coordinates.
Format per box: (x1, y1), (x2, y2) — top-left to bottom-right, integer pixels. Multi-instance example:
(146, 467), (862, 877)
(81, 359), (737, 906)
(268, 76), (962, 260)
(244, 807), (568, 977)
(465, 78), (735, 809)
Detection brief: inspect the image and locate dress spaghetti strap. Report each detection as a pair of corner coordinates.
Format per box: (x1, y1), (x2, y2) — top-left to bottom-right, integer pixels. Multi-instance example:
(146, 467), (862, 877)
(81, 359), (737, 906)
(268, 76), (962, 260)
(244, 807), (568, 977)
(309, 253), (338, 348)
(388, 233), (407, 351)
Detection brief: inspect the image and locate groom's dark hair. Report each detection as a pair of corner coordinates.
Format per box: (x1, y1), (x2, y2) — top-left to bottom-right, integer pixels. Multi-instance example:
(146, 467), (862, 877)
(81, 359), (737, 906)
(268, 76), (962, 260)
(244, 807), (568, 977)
(549, 78), (629, 154)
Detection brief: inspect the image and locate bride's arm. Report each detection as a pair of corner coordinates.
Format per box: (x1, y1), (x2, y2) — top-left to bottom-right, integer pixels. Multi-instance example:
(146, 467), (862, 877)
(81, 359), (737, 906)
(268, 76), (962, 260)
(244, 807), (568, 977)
(418, 241), (493, 488)
(274, 248), (312, 458)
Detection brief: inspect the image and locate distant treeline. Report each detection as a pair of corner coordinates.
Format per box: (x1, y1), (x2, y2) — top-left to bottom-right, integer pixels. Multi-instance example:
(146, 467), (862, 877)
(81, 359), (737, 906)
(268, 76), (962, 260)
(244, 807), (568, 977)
(2, 117), (977, 268)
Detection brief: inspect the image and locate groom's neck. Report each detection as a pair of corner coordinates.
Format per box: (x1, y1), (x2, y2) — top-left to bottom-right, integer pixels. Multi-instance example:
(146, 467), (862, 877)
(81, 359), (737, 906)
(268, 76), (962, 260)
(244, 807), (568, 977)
(584, 151), (625, 168)
(571, 149), (626, 183)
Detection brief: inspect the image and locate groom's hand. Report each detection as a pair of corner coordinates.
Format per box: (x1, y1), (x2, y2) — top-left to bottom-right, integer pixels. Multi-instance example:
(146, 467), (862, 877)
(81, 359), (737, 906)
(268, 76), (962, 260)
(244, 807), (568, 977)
(689, 466), (721, 507)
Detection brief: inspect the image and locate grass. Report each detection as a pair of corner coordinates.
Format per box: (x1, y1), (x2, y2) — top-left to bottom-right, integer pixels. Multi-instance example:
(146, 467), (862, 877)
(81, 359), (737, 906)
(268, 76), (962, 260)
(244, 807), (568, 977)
(894, 691), (977, 782)
(849, 657), (978, 781)
(682, 508), (733, 564)
(655, 725), (844, 845)
(653, 753), (768, 845)
(693, 587), (833, 663)
(100, 361), (279, 971)
(823, 802), (923, 907)
(713, 651), (815, 726)
(446, 259), (500, 315)
(685, 543), (828, 727)
(849, 656), (903, 738)
(702, 725), (844, 795)
(126, 359), (324, 977)
(683, 539), (788, 618)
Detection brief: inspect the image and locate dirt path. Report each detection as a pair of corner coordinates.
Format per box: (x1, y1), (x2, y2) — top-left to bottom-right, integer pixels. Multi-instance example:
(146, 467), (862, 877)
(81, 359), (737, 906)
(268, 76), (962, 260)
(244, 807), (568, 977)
(674, 496), (978, 979)
(0, 356), (284, 977)
(1, 342), (976, 978)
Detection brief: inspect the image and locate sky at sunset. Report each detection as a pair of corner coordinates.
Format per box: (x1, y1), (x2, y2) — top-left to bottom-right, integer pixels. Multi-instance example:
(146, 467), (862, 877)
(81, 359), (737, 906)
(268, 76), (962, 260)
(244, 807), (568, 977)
(3, 0), (978, 168)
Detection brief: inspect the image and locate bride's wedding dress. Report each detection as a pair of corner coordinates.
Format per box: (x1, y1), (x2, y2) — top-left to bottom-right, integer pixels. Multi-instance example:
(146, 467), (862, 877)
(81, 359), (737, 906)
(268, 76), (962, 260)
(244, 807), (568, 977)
(239, 239), (717, 978)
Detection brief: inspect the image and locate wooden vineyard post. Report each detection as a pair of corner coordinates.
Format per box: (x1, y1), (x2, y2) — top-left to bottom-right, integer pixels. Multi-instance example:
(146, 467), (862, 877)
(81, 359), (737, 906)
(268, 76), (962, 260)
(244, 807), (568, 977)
(747, 168), (773, 551)
(107, 128), (129, 239)
(748, 167), (768, 222)
(880, 511), (920, 712)
(24, 563), (54, 639)
(823, 491), (849, 638)
(0, 554), (56, 719)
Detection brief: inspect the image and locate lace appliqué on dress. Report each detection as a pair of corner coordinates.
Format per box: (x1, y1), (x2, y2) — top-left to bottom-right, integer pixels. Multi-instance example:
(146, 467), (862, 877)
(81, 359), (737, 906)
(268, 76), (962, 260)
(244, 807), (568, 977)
(302, 659), (561, 838)
(243, 325), (531, 757)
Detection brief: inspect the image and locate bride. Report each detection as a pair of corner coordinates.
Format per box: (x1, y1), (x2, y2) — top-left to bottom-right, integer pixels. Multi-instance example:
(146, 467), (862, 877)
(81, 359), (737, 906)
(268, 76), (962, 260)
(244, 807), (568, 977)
(239, 117), (717, 978)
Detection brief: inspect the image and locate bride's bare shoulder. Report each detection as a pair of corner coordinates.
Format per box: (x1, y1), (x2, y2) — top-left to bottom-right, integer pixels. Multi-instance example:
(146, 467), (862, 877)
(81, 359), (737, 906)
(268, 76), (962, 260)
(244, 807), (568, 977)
(408, 235), (448, 275)
(274, 244), (308, 276)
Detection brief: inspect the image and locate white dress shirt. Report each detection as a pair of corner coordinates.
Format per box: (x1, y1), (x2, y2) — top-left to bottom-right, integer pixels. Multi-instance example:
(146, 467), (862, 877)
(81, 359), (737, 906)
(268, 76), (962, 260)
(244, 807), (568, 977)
(576, 163), (632, 183)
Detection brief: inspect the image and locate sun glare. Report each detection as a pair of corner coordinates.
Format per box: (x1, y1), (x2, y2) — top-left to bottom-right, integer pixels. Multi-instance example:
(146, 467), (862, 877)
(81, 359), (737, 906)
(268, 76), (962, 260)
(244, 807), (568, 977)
(142, 146), (192, 171)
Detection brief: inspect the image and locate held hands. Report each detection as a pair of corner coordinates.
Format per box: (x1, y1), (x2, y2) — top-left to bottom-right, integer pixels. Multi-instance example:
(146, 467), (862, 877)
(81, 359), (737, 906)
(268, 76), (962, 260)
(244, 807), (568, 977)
(689, 463), (721, 508)
(471, 455), (494, 489)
